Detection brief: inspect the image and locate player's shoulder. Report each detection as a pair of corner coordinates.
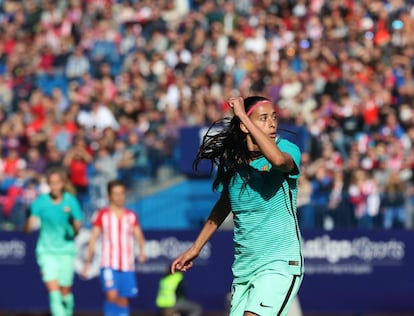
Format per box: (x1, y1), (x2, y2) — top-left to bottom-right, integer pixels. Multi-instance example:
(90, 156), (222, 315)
(278, 138), (299, 150)
(34, 193), (50, 203)
(124, 208), (139, 222)
(124, 208), (137, 216)
(91, 207), (109, 223)
(63, 192), (78, 202)
(278, 138), (301, 157)
(97, 207), (110, 215)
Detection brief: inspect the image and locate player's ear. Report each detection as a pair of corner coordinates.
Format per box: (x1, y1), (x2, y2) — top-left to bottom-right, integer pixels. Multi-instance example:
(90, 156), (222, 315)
(240, 122), (248, 134)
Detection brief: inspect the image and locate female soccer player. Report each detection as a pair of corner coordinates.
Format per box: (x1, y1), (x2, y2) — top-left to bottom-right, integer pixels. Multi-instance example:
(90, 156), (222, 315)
(171, 96), (304, 316)
(83, 179), (146, 316)
(25, 167), (83, 316)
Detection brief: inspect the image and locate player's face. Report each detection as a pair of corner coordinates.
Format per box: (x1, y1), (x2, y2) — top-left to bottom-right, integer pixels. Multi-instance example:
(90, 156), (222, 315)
(48, 173), (64, 198)
(109, 185), (126, 207)
(249, 102), (278, 139)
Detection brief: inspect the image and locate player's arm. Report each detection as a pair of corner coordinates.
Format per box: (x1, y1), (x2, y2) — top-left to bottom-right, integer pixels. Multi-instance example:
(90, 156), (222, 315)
(133, 225), (146, 263)
(82, 226), (101, 277)
(24, 214), (37, 233)
(24, 201), (39, 233)
(230, 97), (294, 172)
(242, 115), (294, 172)
(171, 191), (231, 273)
(69, 216), (82, 236)
(69, 194), (83, 235)
(73, 220), (82, 235)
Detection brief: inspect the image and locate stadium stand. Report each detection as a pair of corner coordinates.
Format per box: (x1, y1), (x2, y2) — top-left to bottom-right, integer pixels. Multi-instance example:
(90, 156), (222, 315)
(0, 0), (412, 232)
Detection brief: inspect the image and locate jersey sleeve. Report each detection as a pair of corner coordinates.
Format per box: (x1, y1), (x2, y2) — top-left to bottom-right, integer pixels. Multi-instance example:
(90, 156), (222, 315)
(92, 209), (104, 228)
(278, 139), (301, 179)
(130, 211), (139, 227)
(68, 193), (83, 220)
(30, 195), (43, 218)
(213, 166), (230, 194)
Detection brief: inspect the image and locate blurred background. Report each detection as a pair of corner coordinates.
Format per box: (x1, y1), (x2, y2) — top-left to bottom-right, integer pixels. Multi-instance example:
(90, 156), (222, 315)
(0, 0), (413, 315)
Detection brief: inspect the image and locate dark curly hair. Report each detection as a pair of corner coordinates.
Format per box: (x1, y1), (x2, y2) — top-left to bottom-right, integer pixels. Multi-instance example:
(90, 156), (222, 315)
(193, 96), (269, 191)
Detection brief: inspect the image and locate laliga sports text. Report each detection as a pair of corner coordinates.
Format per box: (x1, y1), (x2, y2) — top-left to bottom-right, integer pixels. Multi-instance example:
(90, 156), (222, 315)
(302, 235), (404, 275)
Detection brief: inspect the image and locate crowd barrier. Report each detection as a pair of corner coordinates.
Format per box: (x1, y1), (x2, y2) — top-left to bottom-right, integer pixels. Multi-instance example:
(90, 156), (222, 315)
(0, 229), (413, 314)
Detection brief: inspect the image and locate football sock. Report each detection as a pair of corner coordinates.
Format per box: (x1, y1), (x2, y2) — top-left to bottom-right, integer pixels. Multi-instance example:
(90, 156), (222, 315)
(49, 291), (65, 316)
(118, 304), (129, 316)
(62, 292), (74, 316)
(104, 300), (130, 316)
(104, 300), (118, 316)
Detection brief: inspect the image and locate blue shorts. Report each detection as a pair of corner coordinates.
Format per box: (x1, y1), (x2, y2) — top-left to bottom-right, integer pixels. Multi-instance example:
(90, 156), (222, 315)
(100, 268), (138, 298)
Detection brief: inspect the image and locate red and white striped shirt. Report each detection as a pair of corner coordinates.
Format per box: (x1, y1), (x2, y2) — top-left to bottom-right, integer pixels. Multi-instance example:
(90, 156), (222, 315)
(92, 208), (140, 271)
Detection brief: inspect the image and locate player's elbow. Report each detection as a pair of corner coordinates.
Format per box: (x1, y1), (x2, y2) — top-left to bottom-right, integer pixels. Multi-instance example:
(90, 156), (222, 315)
(271, 154), (294, 172)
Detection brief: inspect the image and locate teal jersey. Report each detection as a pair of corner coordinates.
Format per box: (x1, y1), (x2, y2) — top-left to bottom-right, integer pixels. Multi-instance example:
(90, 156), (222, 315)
(31, 192), (83, 256)
(222, 138), (303, 283)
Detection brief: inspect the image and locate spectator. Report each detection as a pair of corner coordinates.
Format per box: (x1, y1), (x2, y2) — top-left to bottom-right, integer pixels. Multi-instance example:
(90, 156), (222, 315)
(327, 170), (354, 229)
(76, 98), (119, 132)
(125, 131), (149, 178)
(65, 46), (90, 82)
(45, 146), (64, 170)
(53, 121), (74, 154)
(63, 137), (93, 208)
(2, 148), (26, 178)
(380, 171), (406, 229)
(0, 167), (27, 229)
(0, 74), (13, 114)
(348, 169), (381, 229)
(112, 138), (136, 188)
(10, 177), (39, 230)
(89, 146), (117, 209)
(25, 146), (47, 180)
(296, 173), (313, 229)
(309, 166), (333, 229)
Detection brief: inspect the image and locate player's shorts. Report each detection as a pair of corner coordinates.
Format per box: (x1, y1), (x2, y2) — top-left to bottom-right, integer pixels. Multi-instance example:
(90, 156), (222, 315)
(229, 271), (303, 316)
(36, 254), (75, 287)
(100, 268), (138, 298)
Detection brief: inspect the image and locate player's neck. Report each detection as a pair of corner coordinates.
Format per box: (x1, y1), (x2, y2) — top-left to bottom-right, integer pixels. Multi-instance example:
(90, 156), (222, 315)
(247, 138), (260, 153)
(109, 204), (125, 214)
(49, 192), (63, 204)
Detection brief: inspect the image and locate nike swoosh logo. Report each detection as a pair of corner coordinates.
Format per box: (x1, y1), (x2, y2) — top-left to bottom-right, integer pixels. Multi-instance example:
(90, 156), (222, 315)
(260, 302), (272, 308)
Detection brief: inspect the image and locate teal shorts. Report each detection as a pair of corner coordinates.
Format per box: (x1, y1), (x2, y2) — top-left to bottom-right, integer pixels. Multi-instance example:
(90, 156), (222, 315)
(229, 271), (303, 316)
(36, 254), (76, 287)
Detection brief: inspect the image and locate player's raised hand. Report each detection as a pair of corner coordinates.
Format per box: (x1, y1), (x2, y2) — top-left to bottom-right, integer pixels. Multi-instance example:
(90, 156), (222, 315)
(228, 96), (246, 118)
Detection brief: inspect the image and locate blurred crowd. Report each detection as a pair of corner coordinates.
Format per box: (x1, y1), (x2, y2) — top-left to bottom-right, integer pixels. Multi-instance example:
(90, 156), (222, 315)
(0, 0), (413, 231)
